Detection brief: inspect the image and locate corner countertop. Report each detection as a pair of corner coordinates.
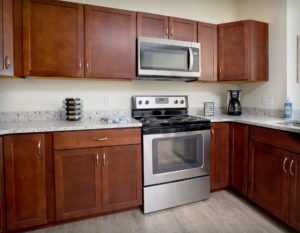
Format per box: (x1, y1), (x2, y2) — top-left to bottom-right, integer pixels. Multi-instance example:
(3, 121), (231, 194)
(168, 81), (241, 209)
(199, 114), (300, 134)
(0, 118), (142, 136)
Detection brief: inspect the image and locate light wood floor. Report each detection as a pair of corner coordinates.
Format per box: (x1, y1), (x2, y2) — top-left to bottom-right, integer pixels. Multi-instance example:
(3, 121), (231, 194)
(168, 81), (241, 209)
(29, 190), (291, 233)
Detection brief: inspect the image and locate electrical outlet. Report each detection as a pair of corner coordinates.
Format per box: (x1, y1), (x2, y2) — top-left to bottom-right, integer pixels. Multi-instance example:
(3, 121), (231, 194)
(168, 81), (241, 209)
(262, 96), (273, 106)
(104, 97), (110, 107)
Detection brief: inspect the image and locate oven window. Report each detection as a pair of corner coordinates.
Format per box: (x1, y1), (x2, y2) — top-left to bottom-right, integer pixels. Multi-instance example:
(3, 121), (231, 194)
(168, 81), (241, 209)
(152, 135), (203, 175)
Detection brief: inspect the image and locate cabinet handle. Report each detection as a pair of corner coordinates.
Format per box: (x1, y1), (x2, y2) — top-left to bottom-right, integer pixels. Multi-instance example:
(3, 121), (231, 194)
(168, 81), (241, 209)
(166, 27), (168, 37)
(5, 56), (10, 70)
(219, 67), (222, 76)
(103, 153), (106, 167)
(86, 60), (90, 72)
(38, 140), (41, 156)
(171, 28), (174, 38)
(79, 59), (82, 72)
(283, 157), (288, 173)
(96, 153), (99, 167)
(93, 137), (108, 141)
(290, 160), (294, 176)
(211, 129), (215, 136)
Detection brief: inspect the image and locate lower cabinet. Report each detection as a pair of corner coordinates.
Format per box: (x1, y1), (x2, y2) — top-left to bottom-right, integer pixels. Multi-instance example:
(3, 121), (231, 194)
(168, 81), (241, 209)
(248, 141), (289, 223)
(210, 123), (229, 191)
(0, 138), (5, 233)
(54, 148), (102, 221)
(4, 134), (47, 231)
(102, 145), (142, 212)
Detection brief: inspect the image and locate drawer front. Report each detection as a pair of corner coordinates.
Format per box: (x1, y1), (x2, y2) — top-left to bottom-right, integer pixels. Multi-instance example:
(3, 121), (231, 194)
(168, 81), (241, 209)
(54, 128), (141, 150)
(249, 126), (300, 154)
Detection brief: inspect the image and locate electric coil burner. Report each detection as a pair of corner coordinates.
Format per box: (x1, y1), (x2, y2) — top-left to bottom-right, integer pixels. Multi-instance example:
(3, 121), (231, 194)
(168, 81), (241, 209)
(132, 96), (211, 213)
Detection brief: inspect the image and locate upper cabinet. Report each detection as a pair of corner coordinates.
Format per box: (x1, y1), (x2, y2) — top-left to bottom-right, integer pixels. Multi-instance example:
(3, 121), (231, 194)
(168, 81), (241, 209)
(137, 12), (197, 42)
(0, 0), (13, 76)
(218, 20), (268, 82)
(85, 6), (136, 79)
(198, 22), (217, 81)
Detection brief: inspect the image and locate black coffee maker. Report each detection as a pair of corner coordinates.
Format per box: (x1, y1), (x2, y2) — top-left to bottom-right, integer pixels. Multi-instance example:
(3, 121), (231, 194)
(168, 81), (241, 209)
(227, 90), (242, 116)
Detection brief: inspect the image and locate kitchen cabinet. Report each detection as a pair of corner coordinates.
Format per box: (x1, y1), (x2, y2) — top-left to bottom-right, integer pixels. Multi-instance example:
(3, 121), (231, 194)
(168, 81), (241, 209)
(218, 20), (268, 81)
(137, 12), (197, 42)
(0, 138), (5, 233)
(4, 134), (47, 231)
(197, 22), (217, 81)
(102, 145), (142, 213)
(289, 153), (300, 232)
(85, 6), (136, 79)
(248, 141), (289, 223)
(0, 0), (13, 76)
(54, 148), (101, 221)
(230, 123), (248, 196)
(210, 123), (230, 191)
(21, 0), (84, 77)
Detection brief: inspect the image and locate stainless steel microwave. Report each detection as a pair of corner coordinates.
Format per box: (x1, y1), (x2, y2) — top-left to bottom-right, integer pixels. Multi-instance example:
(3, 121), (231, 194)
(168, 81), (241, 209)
(137, 36), (201, 81)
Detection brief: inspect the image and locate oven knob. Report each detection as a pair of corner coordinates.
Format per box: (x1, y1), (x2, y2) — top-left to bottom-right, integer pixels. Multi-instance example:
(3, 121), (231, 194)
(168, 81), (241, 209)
(180, 100), (185, 104)
(145, 100), (149, 105)
(174, 100), (178, 104)
(138, 100), (143, 105)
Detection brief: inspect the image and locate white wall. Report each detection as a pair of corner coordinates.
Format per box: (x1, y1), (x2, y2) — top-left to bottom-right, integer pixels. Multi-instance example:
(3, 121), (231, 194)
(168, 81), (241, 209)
(0, 0), (238, 112)
(236, 0), (287, 110)
(287, 0), (300, 110)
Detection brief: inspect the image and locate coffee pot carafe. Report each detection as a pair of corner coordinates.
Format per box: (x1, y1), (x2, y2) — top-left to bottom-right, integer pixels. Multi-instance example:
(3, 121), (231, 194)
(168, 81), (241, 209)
(227, 90), (242, 116)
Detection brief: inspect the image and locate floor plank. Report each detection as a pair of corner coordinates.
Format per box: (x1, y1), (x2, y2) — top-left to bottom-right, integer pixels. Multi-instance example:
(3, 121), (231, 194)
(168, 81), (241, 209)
(28, 190), (290, 233)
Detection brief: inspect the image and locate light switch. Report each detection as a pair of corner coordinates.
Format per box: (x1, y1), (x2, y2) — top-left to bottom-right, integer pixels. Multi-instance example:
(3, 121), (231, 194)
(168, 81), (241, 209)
(262, 96), (273, 106)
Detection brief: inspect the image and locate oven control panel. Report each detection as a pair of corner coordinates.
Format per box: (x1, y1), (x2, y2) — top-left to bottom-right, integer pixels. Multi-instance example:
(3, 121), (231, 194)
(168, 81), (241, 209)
(132, 96), (188, 109)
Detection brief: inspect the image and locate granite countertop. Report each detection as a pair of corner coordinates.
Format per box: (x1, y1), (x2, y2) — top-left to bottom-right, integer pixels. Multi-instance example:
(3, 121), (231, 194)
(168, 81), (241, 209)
(0, 117), (142, 136)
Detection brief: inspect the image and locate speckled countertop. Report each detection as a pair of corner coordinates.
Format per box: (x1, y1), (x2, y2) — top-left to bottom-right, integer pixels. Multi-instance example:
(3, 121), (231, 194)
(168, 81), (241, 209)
(0, 118), (142, 136)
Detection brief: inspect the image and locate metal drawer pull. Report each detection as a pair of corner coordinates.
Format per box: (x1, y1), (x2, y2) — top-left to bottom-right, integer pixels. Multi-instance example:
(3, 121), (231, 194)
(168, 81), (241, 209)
(166, 27), (168, 37)
(103, 153), (106, 167)
(290, 160), (294, 176)
(96, 153), (99, 167)
(171, 28), (174, 37)
(283, 157), (288, 173)
(38, 140), (41, 156)
(5, 56), (10, 69)
(94, 137), (108, 141)
(79, 59), (82, 72)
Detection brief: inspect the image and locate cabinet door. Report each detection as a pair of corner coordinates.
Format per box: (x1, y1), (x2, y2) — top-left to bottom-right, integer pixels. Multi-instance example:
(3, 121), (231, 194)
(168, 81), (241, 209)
(54, 149), (101, 221)
(0, 0), (13, 76)
(198, 22), (217, 81)
(169, 17), (197, 42)
(218, 21), (249, 81)
(102, 145), (142, 212)
(137, 12), (168, 39)
(248, 142), (289, 223)
(230, 123), (249, 196)
(85, 6), (136, 79)
(210, 123), (230, 191)
(4, 134), (47, 230)
(0, 138), (5, 233)
(289, 153), (300, 231)
(23, 0), (84, 77)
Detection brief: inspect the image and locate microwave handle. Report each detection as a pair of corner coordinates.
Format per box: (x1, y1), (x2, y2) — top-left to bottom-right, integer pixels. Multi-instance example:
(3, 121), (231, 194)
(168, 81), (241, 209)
(188, 48), (194, 71)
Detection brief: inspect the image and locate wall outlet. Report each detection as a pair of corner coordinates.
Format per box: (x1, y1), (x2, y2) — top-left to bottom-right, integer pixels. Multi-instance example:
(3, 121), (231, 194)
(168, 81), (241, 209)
(104, 97), (110, 107)
(262, 96), (273, 106)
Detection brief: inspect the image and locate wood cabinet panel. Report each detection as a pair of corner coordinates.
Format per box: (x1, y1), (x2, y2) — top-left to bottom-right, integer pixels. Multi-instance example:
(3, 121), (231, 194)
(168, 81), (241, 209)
(248, 142), (289, 223)
(4, 134), (47, 230)
(289, 153), (300, 231)
(0, 138), (5, 233)
(23, 0), (84, 77)
(102, 145), (142, 212)
(210, 123), (230, 191)
(230, 123), (249, 196)
(85, 6), (136, 79)
(0, 0), (14, 76)
(198, 22), (217, 81)
(137, 12), (168, 39)
(169, 17), (197, 42)
(54, 149), (101, 221)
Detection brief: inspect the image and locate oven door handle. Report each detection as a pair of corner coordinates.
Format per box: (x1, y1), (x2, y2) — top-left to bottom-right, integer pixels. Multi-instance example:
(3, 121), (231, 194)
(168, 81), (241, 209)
(188, 48), (194, 71)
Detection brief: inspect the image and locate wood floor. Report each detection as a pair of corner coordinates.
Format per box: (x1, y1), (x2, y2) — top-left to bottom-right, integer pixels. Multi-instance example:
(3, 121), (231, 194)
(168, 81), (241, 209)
(29, 190), (291, 233)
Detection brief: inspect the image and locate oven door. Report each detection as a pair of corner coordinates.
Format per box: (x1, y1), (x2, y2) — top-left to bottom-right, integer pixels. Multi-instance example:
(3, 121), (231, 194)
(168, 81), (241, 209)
(143, 130), (210, 186)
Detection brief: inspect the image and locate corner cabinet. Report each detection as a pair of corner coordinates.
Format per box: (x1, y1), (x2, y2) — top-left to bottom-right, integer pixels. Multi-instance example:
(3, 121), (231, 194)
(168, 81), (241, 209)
(0, 0), (14, 76)
(218, 20), (268, 82)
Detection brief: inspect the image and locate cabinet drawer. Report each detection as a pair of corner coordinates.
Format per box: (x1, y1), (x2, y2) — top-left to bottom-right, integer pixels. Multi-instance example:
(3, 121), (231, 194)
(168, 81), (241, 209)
(53, 128), (141, 150)
(249, 126), (300, 154)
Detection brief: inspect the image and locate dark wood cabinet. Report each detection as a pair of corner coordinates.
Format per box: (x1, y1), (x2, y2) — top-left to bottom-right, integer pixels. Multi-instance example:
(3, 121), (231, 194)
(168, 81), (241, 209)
(22, 0), (84, 77)
(0, 138), (5, 233)
(169, 17), (197, 42)
(137, 12), (168, 39)
(210, 123), (230, 191)
(230, 123), (249, 196)
(0, 0), (13, 76)
(102, 145), (142, 212)
(198, 22), (217, 81)
(248, 141), (289, 223)
(85, 6), (136, 79)
(218, 20), (268, 81)
(289, 153), (300, 232)
(4, 134), (47, 231)
(54, 148), (101, 221)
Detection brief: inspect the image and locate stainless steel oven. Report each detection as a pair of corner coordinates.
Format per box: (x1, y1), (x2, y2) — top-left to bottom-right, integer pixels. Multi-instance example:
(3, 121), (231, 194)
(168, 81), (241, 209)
(137, 37), (201, 81)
